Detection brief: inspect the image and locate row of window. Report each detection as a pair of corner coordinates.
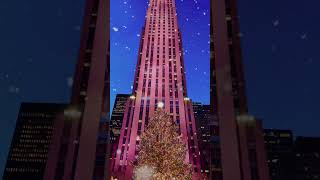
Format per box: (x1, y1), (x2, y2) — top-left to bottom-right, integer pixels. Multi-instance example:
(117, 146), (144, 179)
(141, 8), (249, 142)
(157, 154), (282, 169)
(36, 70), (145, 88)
(5, 167), (40, 173)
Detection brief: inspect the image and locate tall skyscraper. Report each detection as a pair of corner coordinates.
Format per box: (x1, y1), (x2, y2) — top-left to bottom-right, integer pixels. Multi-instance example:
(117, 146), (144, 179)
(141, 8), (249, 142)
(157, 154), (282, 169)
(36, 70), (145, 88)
(111, 0), (202, 178)
(210, 0), (270, 179)
(3, 103), (66, 180)
(44, 0), (110, 180)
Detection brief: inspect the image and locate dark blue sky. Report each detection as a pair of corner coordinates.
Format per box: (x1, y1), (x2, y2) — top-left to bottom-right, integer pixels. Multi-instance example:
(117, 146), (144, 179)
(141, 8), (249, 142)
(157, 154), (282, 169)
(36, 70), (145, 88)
(1, 0), (320, 177)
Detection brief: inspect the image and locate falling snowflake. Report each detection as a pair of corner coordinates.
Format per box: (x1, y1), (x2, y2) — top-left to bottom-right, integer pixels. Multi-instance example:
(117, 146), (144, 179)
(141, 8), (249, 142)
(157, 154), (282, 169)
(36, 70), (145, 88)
(273, 20), (280, 27)
(27, 58), (33, 63)
(112, 27), (119, 32)
(305, 58), (313, 64)
(57, 9), (63, 17)
(74, 25), (81, 31)
(67, 77), (73, 87)
(8, 85), (19, 94)
(271, 44), (277, 52)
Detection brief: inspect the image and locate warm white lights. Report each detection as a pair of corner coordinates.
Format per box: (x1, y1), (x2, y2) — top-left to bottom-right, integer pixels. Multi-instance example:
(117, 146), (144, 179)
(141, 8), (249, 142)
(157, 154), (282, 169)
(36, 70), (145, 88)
(116, 149), (122, 155)
(64, 107), (82, 119)
(237, 115), (255, 123)
(130, 95), (136, 100)
(157, 102), (164, 108)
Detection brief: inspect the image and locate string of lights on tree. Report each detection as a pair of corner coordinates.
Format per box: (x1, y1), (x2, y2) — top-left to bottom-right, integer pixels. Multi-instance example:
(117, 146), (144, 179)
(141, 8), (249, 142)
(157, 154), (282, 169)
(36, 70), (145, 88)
(134, 107), (192, 180)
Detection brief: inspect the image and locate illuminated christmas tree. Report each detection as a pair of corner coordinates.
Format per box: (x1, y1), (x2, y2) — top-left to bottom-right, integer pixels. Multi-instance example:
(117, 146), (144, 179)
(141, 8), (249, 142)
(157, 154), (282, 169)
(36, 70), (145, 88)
(134, 109), (192, 180)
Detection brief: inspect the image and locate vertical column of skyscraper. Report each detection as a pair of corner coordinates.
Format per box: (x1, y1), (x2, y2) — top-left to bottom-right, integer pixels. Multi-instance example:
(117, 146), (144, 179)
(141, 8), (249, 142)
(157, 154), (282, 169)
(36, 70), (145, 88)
(210, 0), (269, 180)
(111, 0), (202, 178)
(44, 0), (110, 180)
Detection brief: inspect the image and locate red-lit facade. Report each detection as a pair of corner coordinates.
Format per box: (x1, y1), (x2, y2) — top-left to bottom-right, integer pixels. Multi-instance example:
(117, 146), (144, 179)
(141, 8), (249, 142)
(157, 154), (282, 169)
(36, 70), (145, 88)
(111, 0), (202, 178)
(210, 0), (270, 180)
(44, 0), (110, 180)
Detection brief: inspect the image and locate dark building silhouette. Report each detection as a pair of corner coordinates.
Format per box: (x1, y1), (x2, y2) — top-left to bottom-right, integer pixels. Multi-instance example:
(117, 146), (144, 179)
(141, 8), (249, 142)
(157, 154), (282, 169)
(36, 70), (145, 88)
(3, 103), (66, 180)
(263, 130), (320, 180)
(264, 129), (294, 180)
(294, 137), (320, 180)
(110, 94), (130, 143)
(192, 102), (218, 177)
(109, 94), (129, 170)
(210, 0), (270, 179)
(44, 0), (110, 180)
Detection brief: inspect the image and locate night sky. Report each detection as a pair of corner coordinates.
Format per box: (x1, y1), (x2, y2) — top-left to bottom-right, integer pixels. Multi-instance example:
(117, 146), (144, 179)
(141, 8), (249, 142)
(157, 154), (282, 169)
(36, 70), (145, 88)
(1, 0), (320, 176)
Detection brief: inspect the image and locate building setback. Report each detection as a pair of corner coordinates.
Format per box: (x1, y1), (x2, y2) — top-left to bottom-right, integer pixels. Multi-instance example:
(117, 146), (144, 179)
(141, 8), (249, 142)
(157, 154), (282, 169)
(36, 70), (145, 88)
(111, 0), (202, 178)
(3, 103), (66, 180)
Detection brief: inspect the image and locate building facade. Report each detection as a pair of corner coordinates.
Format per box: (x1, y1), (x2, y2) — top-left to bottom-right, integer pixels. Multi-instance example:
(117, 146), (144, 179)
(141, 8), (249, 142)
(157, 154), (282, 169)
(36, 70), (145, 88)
(3, 103), (66, 180)
(210, 0), (270, 179)
(44, 0), (110, 180)
(263, 131), (320, 180)
(111, 0), (202, 178)
(294, 137), (320, 180)
(192, 103), (211, 175)
(192, 102), (219, 178)
(110, 94), (130, 144)
(109, 94), (130, 170)
(264, 129), (294, 180)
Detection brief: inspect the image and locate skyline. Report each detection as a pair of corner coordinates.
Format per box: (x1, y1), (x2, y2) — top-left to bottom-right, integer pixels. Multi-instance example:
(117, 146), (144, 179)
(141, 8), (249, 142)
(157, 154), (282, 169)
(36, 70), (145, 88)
(1, 0), (320, 177)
